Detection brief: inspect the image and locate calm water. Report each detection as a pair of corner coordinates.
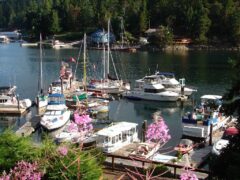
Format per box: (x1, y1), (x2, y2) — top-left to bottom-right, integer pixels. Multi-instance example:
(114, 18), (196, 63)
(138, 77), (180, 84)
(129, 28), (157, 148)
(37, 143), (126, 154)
(0, 42), (238, 147)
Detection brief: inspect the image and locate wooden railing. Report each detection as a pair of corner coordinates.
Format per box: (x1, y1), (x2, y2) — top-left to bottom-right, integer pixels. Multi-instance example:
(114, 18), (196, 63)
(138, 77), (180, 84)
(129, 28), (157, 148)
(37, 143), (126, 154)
(104, 153), (211, 179)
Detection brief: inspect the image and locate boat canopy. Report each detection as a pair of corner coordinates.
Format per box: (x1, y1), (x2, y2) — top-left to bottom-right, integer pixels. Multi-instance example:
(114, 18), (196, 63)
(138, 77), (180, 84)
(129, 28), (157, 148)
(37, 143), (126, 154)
(48, 93), (64, 98)
(201, 95), (222, 100)
(96, 122), (138, 137)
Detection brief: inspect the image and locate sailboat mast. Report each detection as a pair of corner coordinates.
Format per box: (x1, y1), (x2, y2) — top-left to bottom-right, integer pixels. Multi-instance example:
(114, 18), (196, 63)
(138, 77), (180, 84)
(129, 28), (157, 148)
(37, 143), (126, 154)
(121, 17), (124, 48)
(103, 42), (106, 79)
(39, 33), (43, 94)
(83, 33), (87, 88)
(107, 19), (110, 77)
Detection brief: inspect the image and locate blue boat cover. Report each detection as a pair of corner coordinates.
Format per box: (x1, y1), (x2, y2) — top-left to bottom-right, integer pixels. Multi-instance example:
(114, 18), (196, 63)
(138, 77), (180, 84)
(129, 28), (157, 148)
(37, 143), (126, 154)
(156, 72), (175, 76)
(48, 93), (64, 98)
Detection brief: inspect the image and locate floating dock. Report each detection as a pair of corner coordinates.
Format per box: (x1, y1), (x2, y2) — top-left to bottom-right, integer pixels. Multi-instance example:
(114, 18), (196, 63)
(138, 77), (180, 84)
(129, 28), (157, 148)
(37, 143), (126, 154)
(0, 108), (28, 115)
(15, 115), (41, 137)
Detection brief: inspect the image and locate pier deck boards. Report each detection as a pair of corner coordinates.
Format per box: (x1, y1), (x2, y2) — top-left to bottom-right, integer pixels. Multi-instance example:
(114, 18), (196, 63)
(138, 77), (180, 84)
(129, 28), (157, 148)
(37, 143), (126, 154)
(0, 108), (27, 115)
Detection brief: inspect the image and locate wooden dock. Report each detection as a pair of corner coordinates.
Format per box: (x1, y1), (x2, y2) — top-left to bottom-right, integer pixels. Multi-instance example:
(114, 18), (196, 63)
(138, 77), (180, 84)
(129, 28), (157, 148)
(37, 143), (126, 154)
(15, 115), (41, 137)
(0, 108), (28, 115)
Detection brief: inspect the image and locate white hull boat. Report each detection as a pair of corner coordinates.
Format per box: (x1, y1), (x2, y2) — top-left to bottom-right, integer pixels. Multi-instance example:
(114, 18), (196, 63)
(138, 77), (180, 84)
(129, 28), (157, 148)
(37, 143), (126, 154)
(123, 75), (180, 102)
(0, 86), (32, 114)
(96, 122), (139, 153)
(182, 95), (232, 138)
(40, 94), (70, 131)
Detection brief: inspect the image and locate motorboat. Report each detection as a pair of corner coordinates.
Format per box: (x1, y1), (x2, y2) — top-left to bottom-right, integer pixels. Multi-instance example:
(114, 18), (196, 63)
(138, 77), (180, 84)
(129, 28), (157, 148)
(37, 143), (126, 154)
(0, 35), (10, 43)
(182, 95), (232, 139)
(40, 93), (70, 131)
(55, 121), (87, 143)
(212, 127), (239, 155)
(122, 75), (180, 101)
(96, 122), (139, 153)
(141, 71), (197, 96)
(0, 86), (32, 114)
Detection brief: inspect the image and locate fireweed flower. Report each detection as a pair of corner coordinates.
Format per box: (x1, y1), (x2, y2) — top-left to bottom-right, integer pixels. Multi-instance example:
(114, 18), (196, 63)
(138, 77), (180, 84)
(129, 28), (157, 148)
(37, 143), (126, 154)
(146, 117), (171, 143)
(57, 146), (68, 156)
(180, 170), (198, 180)
(0, 161), (42, 180)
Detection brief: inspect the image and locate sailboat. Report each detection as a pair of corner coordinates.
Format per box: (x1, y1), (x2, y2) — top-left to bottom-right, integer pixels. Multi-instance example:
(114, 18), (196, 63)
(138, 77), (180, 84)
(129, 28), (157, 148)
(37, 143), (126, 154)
(111, 17), (139, 52)
(36, 34), (48, 113)
(87, 19), (130, 94)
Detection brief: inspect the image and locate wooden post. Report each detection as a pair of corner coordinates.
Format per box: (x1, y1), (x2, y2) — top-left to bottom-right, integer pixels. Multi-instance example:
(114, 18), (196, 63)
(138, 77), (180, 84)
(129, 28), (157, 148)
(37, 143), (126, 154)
(36, 96), (40, 115)
(112, 156), (115, 171)
(142, 120), (147, 142)
(209, 124), (213, 146)
(60, 77), (63, 94)
(174, 167), (177, 178)
(70, 77), (72, 89)
(17, 95), (20, 110)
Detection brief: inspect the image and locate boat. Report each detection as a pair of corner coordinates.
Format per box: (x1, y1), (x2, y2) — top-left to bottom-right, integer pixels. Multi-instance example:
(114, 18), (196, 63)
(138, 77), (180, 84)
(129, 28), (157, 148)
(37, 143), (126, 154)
(182, 95), (232, 139)
(40, 93), (71, 131)
(155, 71), (197, 96)
(52, 40), (73, 49)
(0, 86), (32, 114)
(129, 142), (161, 159)
(122, 75), (180, 101)
(0, 35), (10, 43)
(55, 121), (90, 143)
(36, 34), (48, 112)
(96, 121), (139, 153)
(20, 42), (38, 47)
(87, 19), (130, 94)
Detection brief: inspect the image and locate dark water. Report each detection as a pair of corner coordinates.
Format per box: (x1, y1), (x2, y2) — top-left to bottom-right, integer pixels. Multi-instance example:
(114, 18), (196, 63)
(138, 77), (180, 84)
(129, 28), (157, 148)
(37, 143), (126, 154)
(0, 42), (238, 147)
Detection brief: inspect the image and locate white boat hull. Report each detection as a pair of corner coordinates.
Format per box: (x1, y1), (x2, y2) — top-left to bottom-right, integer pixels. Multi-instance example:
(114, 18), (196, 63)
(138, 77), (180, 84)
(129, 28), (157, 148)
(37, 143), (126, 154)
(40, 110), (71, 131)
(123, 91), (179, 101)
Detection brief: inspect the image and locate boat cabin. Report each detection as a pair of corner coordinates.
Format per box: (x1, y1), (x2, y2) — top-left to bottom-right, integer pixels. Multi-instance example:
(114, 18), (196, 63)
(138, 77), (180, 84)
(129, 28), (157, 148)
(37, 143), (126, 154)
(96, 122), (138, 153)
(182, 95), (231, 138)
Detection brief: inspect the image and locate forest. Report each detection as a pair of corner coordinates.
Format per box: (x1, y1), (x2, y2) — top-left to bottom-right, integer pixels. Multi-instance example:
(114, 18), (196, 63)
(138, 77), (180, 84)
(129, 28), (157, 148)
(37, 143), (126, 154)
(0, 0), (240, 45)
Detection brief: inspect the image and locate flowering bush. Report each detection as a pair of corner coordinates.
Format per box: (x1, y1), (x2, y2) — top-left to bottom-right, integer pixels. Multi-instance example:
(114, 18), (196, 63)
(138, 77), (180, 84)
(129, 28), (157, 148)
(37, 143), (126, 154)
(0, 161), (42, 180)
(57, 146), (68, 156)
(180, 170), (198, 180)
(74, 112), (93, 132)
(146, 116), (171, 143)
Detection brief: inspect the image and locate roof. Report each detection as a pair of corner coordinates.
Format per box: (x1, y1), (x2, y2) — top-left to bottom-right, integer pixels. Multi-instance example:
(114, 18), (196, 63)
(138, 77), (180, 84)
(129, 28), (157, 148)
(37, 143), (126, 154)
(96, 122), (138, 137)
(201, 95), (222, 100)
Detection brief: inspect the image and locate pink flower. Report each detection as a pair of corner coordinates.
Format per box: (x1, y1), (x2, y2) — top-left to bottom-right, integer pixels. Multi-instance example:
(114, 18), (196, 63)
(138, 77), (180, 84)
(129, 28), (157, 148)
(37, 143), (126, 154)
(146, 117), (171, 143)
(57, 146), (68, 156)
(180, 170), (198, 180)
(0, 161), (42, 180)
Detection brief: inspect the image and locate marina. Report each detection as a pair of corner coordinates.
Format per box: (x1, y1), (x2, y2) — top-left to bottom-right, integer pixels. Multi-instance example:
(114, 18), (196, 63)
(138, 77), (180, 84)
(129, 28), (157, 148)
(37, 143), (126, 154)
(0, 41), (237, 179)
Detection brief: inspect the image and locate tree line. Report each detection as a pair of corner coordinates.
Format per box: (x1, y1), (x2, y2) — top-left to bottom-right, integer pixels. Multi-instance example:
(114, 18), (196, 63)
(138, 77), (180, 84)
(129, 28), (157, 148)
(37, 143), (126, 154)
(0, 0), (240, 45)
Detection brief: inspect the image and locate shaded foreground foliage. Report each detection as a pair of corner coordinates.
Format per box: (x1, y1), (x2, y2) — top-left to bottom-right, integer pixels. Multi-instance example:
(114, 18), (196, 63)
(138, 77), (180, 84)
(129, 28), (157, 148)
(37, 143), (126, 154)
(0, 130), (103, 179)
(210, 59), (240, 179)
